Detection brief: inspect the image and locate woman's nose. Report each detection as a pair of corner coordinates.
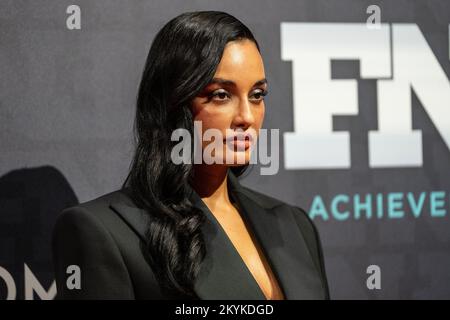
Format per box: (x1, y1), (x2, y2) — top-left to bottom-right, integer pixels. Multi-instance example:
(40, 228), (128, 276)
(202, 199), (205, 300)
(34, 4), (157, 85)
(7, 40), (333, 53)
(233, 98), (255, 129)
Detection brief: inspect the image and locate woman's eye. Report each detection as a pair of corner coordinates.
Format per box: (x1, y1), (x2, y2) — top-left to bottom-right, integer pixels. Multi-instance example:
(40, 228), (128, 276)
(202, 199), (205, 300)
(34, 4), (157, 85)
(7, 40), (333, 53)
(209, 89), (230, 102)
(251, 89), (268, 101)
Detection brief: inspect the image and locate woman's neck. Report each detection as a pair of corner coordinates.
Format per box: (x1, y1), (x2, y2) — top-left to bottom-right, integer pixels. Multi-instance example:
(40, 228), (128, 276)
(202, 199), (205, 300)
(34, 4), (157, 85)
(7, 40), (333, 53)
(191, 164), (231, 210)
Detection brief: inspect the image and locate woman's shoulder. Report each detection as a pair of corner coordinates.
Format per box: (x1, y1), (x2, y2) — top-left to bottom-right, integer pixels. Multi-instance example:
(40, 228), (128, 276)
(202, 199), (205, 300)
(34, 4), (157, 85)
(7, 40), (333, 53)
(52, 188), (139, 299)
(54, 188), (132, 233)
(237, 185), (311, 218)
(70, 188), (130, 210)
(237, 185), (319, 240)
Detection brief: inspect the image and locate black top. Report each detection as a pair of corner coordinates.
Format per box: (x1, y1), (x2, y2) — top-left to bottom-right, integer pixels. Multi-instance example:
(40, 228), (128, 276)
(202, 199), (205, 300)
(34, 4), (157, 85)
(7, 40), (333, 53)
(52, 171), (330, 299)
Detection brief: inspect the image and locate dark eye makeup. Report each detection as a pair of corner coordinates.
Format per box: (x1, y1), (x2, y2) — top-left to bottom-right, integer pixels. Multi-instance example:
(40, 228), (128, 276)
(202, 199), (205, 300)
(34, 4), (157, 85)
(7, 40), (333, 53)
(206, 88), (269, 103)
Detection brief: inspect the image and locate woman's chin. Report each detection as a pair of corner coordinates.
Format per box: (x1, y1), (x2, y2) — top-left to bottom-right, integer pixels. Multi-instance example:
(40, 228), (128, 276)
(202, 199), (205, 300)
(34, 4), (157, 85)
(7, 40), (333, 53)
(223, 152), (252, 166)
(227, 162), (250, 167)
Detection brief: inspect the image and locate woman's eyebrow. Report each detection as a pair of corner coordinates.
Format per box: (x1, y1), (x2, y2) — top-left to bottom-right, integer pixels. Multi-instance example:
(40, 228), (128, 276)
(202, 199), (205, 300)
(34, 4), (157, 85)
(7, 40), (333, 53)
(209, 77), (268, 87)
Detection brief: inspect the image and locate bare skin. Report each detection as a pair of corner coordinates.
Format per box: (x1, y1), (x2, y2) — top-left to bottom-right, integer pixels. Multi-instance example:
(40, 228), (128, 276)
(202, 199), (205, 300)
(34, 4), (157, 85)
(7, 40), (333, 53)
(190, 39), (284, 300)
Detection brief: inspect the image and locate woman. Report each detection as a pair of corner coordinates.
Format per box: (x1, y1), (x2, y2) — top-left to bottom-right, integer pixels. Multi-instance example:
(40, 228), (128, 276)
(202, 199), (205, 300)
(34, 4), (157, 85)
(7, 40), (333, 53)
(52, 10), (330, 300)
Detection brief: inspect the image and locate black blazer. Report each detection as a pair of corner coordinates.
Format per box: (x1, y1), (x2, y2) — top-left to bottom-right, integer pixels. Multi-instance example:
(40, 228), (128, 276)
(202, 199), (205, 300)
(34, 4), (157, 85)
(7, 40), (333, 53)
(52, 171), (330, 299)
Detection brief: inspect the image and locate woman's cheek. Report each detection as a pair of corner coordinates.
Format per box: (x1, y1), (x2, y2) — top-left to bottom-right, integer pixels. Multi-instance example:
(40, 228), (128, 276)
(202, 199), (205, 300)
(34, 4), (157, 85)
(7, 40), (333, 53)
(202, 108), (233, 131)
(256, 105), (265, 129)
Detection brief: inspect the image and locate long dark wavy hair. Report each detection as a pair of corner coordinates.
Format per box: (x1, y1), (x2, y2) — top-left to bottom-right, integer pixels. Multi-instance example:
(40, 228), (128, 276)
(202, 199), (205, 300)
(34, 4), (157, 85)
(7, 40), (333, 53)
(121, 11), (260, 298)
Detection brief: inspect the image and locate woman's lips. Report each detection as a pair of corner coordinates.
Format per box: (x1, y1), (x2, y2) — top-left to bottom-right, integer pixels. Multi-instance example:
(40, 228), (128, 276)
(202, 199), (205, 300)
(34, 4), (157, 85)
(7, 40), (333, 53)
(224, 133), (253, 150)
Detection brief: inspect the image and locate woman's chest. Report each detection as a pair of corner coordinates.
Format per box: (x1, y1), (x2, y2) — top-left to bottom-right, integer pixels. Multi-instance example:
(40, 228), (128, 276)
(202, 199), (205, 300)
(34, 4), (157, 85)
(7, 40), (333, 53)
(212, 205), (285, 300)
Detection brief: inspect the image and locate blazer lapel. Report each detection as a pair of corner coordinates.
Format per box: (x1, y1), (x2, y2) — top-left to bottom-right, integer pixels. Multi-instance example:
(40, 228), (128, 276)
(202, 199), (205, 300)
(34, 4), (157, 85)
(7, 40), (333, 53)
(189, 187), (266, 300)
(226, 171), (325, 299)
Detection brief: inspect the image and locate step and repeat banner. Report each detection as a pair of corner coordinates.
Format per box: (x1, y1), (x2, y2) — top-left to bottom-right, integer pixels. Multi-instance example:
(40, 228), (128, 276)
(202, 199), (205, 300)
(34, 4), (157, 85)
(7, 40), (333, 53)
(1, 0), (449, 299)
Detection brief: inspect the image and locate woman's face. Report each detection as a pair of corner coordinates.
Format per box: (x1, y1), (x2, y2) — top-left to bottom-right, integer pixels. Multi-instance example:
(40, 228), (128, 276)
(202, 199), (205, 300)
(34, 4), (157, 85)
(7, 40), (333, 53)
(190, 39), (267, 166)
